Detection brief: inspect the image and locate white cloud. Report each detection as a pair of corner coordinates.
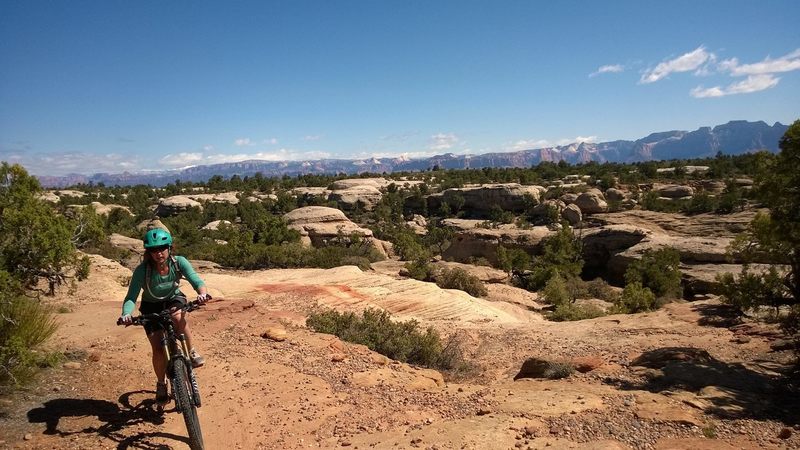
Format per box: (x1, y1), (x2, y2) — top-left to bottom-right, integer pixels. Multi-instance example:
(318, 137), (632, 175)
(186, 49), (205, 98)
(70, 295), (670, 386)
(158, 149), (333, 168)
(507, 139), (551, 151)
(589, 64), (624, 77)
(691, 74), (780, 98)
(159, 152), (204, 166)
(689, 86), (725, 98)
(720, 48), (800, 76)
(640, 46), (714, 84)
(234, 138), (253, 146)
(429, 133), (459, 151)
(302, 135), (321, 141)
(556, 136), (598, 146)
(264, 138), (278, 145)
(361, 150), (442, 160)
(0, 151), (141, 176)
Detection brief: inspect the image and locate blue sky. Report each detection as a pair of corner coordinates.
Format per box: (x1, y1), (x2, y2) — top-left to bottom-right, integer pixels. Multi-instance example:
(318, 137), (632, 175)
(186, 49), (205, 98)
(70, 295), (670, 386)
(1, 1), (798, 176)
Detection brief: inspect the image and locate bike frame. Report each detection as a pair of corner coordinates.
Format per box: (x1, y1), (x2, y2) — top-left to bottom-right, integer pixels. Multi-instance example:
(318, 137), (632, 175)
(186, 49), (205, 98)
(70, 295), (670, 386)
(125, 301), (204, 408)
(159, 307), (202, 409)
(120, 300), (207, 449)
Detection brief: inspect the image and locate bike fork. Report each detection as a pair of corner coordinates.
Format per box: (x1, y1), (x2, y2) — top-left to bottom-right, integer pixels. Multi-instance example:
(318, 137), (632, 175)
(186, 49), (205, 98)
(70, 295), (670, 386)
(177, 333), (202, 407)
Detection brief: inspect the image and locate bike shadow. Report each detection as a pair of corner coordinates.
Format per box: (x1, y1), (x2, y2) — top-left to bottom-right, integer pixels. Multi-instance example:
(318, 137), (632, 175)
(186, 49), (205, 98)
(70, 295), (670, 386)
(27, 390), (191, 449)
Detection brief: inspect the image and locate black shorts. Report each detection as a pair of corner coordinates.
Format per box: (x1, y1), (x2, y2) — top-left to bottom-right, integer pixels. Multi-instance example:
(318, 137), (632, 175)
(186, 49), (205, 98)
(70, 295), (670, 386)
(139, 295), (187, 335)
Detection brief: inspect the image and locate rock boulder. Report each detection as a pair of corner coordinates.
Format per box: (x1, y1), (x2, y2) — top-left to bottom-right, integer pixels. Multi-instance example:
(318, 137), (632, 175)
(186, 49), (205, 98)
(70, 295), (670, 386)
(574, 190), (608, 214)
(328, 185), (383, 211)
(155, 195), (203, 217)
(561, 204), (582, 225)
(656, 184), (694, 199)
(283, 206), (387, 257)
(431, 183), (546, 214)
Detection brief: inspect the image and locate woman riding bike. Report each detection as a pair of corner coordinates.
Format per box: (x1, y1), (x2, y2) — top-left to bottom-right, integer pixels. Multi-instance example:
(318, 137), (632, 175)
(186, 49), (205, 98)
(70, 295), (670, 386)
(119, 228), (210, 403)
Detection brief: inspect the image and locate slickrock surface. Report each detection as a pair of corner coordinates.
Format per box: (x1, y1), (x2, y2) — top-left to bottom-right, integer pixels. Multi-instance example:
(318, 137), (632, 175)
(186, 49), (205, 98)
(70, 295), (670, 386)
(1, 254), (797, 450)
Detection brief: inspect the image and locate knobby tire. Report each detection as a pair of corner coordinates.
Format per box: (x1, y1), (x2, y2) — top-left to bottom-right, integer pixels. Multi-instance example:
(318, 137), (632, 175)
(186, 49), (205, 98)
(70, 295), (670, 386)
(172, 358), (204, 450)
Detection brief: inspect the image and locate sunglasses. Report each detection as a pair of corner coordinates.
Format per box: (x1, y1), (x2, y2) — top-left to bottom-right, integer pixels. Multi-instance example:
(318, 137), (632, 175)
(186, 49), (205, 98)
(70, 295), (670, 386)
(147, 245), (170, 253)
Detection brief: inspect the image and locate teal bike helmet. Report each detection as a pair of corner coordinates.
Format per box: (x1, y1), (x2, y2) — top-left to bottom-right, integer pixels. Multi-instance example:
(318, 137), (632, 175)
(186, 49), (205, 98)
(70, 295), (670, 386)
(143, 228), (173, 249)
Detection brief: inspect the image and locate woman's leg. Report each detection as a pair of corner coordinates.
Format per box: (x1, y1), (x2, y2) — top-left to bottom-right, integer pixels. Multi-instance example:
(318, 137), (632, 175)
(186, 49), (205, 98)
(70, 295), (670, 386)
(147, 331), (167, 383)
(170, 309), (195, 353)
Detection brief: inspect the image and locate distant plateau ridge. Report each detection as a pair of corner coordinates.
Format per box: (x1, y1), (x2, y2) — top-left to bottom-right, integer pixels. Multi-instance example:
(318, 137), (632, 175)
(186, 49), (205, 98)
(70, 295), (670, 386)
(36, 120), (788, 188)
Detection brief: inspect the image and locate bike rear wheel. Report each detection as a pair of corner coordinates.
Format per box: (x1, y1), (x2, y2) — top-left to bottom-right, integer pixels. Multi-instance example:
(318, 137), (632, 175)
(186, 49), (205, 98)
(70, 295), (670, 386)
(172, 358), (204, 450)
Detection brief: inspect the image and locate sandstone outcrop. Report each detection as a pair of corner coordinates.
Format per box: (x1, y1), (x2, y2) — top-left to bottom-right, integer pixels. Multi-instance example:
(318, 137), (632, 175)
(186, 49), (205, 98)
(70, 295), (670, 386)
(604, 188), (625, 202)
(431, 261), (509, 283)
(245, 192), (278, 202)
(54, 189), (87, 198)
(66, 202), (132, 217)
(696, 180), (726, 194)
(329, 178), (392, 190)
(573, 189), (607, 214)
(442, 226), (552, 265)
(155, 195), (203, 217)
(109, 233), (145, 255)
(186, 191), (241, 204)
(283, 206), (388, 257)
(655, 184), (694, 199)
(136, 219), (170, 233)
(560, 192), (579, 204)
(202, 220), (232, 231)
(561, 203), (582, 225)
(428, 183), (546, 214)
(593, 209), (760, 238)
(291, 186), (331, 198)
(406, 214), (428, 234)
(580, 225), (650, 274)
(37, 192), (61, 203)
(328, 185), (383, 211)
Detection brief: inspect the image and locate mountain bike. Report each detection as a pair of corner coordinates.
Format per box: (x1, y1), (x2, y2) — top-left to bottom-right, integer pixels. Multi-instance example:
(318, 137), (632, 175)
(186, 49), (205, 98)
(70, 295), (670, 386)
(117, 298), (209, 450)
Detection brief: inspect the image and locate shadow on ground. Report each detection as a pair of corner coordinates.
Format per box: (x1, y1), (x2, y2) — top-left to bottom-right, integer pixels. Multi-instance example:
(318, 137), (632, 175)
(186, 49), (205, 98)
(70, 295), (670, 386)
(691, 302), (743, 328)
(606, 346), (799, 425)
(27, 390), (189, 449)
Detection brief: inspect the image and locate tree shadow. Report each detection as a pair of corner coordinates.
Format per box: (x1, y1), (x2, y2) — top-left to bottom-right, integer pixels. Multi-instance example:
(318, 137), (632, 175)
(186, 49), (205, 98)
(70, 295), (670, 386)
(691, 302), (743, 328)
(606, 346), (799, 424)
(26, 390), (190, 449)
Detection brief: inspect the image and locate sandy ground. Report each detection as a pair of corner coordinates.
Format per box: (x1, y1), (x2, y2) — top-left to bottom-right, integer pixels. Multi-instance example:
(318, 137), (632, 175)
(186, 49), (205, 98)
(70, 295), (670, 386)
(0, 255), (798, 449)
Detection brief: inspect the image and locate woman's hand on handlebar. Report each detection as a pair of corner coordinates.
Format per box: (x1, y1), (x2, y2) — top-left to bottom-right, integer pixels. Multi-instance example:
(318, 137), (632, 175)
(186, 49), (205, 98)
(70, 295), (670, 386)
(196, 293), (212, 304)
(118, 314), (133, 326)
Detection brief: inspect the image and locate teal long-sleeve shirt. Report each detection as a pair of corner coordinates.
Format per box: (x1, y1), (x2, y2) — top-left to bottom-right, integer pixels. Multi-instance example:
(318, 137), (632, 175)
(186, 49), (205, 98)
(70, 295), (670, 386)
(122, 256), (205, 316)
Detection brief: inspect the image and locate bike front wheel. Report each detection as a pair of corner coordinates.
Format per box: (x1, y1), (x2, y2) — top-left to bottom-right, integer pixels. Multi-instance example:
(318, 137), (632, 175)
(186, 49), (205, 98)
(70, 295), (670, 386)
(172, 357), (204, 450)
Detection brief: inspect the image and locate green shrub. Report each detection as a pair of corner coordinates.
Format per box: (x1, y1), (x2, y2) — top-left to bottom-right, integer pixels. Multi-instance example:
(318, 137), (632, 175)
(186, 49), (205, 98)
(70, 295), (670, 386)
(515, 357), (575, 380)
(717, 265), (787, 314)
(542, 273), (571, 306)
(547, 303), (606, 322)
(715, 181), (745, 214)
(624, 248), (683, 299)
(306, 308), (466, 371)
(1, 164), (84, 294)
(385, 226), (429, 261)
(339, 256), (373, 271)
(612, 281), (657, 313)
(682, 192), (717, 215)
(435, 268), (488, 298)
(488, 205), (515, 224)
(495, 246), (531, 276)
(405, 259), (435, 281)
(0, 285), (60, 387)
(598, 174), (617, 191)
(520, 225), (584, 291)
(585, 278), (619, 302)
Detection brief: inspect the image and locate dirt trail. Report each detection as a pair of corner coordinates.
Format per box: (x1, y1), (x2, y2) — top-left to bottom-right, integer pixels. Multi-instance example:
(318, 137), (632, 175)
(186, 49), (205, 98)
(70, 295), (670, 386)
(0, 255), (797, 449)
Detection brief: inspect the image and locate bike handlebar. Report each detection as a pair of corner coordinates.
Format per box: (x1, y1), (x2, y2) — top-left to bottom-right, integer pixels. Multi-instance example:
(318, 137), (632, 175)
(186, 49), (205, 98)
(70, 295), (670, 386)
(117, 296), (212, 326)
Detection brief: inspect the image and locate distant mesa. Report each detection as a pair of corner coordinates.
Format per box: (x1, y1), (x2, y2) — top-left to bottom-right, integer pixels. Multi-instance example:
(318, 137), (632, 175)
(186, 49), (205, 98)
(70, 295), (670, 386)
(34, 120), (787, 188)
